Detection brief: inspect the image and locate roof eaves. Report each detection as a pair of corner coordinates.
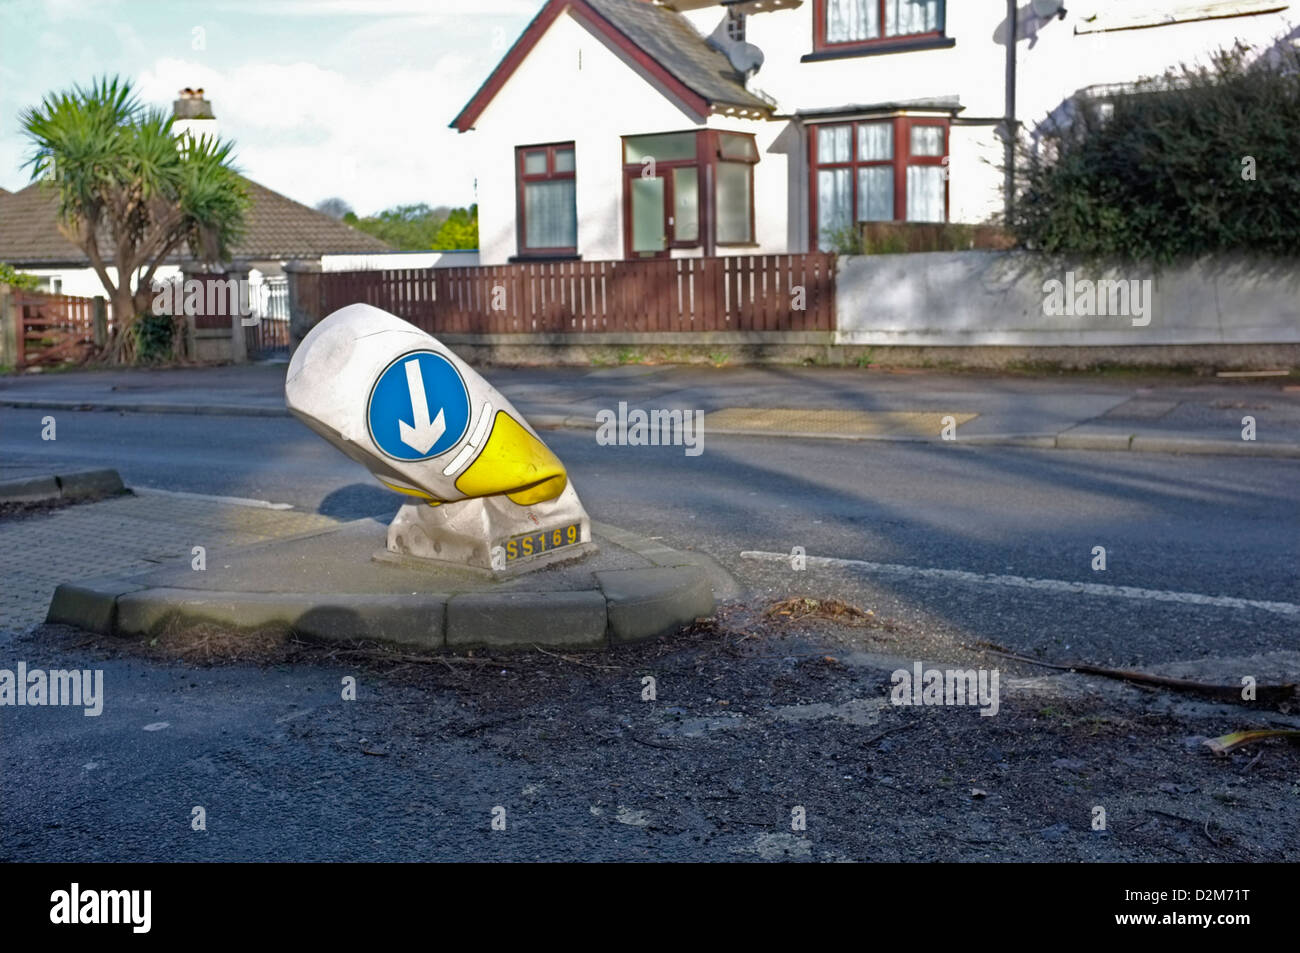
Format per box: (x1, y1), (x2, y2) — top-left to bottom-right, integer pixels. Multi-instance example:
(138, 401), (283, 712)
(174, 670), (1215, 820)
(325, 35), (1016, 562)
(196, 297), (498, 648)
(450, 0), (571, 132)
(451, 0), (751, 131)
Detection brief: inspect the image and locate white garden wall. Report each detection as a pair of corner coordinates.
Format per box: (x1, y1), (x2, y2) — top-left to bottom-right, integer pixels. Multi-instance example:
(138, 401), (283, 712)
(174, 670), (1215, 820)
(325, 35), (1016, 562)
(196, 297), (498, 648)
(836, 251), (1300, 347)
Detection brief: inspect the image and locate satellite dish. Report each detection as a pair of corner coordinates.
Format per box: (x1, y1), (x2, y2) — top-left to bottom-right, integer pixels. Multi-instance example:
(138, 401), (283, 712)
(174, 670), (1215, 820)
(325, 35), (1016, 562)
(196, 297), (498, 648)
(726, 42), (764, 78)
(1031, 0), (1066, 18)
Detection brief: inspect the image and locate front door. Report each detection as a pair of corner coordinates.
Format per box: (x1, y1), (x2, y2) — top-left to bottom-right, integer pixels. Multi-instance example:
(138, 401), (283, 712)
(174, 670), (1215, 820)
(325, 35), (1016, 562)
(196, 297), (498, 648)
(625, 172), (670, 259)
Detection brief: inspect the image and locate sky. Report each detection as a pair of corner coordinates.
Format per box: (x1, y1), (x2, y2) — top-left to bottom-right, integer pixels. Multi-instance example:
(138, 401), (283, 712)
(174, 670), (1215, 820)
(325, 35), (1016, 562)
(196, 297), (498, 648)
(0, 0), (543, 215)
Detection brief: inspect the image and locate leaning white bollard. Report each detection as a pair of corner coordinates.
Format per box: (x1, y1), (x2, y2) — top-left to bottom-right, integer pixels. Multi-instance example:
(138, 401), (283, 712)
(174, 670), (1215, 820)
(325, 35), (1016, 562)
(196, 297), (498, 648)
(285, 303), (593, 575)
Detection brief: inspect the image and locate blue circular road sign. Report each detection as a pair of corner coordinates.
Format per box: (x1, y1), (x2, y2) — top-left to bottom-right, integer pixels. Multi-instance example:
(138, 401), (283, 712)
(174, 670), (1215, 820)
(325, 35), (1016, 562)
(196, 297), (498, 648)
(367, 350), (470, 461)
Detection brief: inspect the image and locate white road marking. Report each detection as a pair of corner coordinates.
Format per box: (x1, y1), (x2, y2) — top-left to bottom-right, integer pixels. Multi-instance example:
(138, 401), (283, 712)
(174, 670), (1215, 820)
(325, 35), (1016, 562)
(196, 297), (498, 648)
(739, 551), (1300, 617)
(131, 486), (293, 510)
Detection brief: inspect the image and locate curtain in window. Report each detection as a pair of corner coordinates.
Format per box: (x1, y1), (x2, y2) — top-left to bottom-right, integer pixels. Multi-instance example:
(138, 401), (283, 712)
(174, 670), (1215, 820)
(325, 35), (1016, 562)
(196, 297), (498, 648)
(525, 180), (577, 248)
(906, 166), (945, 222)
(857, 166), (893, 221)
(817, 125), (852, 164)
(817, 167), (852, 249)
(885, 0), (942, 37)
(825, 0), (879, 42)
(910, 124), (944, 157)
(857, 122), (892, 161)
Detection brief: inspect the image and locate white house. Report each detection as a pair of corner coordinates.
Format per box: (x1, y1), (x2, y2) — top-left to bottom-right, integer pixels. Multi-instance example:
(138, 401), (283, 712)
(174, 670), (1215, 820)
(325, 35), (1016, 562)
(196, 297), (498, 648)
(452, 0), (1295, 263)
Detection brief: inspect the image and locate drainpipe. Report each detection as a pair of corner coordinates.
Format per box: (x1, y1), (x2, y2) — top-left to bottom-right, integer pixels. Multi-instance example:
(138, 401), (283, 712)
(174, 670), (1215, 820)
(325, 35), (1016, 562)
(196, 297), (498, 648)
(1004, 0), (1018, 224)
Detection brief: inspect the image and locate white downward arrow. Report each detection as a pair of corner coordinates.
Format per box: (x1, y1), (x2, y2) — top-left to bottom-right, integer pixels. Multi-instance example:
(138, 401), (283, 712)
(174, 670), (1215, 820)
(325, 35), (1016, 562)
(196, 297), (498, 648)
(398, 358), (446, 454)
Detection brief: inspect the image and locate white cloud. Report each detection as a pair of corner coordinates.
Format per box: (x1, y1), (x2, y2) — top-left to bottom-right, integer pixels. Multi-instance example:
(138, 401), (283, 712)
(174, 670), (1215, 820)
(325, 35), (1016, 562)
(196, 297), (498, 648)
(135, 52), (484, 214)
(0, 1), (537, 206)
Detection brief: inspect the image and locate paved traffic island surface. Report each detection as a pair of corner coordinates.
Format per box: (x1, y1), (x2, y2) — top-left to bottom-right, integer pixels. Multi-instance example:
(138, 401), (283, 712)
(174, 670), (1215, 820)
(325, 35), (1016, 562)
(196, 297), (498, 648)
(47, 517), (726, 651)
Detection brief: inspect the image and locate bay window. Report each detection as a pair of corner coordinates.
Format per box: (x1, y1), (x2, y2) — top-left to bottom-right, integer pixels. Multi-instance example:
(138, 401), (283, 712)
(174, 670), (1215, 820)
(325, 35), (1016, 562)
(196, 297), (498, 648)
(810, 117), (948, 250)
(516, 142), (577, 257)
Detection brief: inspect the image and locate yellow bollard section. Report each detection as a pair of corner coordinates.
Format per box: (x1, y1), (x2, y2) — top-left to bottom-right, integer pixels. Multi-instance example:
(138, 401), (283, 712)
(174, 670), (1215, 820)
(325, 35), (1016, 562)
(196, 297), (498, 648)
(455, 411), (568, 505)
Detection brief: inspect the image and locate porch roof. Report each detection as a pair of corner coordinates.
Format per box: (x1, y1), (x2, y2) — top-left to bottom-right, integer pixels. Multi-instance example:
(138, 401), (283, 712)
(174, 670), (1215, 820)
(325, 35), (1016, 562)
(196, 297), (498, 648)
(796, 96), (965, 120)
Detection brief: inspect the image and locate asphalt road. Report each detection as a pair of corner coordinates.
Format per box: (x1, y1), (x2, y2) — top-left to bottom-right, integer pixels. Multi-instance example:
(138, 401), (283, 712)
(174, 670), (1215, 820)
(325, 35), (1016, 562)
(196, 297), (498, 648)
(1, 405), (1297, 860)
(2, 405), (1295, 663)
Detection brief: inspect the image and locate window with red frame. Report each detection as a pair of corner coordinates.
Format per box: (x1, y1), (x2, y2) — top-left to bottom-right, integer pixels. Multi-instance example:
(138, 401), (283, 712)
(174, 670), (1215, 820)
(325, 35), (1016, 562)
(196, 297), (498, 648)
(810, 117), (947, 250)
(516, 142), (577, 257)
(815, 0), (945, 50)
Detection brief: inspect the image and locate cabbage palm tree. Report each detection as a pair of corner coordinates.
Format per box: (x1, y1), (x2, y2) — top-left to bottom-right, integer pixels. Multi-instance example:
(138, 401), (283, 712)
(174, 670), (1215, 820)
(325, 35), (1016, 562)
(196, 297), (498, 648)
(21, 76), (248, 362)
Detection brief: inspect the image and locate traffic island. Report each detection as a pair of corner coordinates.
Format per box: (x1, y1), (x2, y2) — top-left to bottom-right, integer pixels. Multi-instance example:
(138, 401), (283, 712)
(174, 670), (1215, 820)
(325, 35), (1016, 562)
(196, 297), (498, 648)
(46, 517), (723, 651)
(47, 304), (731, 651)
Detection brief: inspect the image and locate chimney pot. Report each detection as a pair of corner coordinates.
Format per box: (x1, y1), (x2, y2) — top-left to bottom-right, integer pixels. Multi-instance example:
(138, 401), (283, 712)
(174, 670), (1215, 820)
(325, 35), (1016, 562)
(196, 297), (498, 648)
(173, 88), (214, 120)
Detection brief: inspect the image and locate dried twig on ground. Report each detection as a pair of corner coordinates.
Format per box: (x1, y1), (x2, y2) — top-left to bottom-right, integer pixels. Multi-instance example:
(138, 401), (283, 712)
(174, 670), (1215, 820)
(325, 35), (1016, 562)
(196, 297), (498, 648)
(977, 640), (1298, 708)
(532, 644), (622, 670)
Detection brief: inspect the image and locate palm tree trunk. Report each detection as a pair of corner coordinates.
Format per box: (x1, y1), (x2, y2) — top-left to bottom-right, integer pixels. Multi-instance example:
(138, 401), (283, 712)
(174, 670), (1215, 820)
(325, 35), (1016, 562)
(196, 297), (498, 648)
(110, 287), (138, 363)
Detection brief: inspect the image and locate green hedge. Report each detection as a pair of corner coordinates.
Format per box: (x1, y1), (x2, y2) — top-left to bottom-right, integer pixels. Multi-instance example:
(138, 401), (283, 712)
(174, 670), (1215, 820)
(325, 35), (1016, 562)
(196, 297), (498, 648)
(1010, 39), (1300, 262)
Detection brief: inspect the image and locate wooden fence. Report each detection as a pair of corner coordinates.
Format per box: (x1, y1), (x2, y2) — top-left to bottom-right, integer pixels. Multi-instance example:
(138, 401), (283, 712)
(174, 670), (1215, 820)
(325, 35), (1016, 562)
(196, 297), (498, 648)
(12, 291), (102, 368)
(318, 253), (836, 335)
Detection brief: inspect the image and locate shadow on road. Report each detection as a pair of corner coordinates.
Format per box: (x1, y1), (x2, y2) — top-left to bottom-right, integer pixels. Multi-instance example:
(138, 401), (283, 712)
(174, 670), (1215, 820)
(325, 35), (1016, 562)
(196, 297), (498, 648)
(316, 482), (400, 522)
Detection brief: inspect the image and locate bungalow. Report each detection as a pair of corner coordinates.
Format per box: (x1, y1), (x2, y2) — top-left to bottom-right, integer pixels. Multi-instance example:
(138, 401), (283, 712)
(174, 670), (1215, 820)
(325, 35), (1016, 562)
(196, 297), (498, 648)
(452, 0), (1294, 262)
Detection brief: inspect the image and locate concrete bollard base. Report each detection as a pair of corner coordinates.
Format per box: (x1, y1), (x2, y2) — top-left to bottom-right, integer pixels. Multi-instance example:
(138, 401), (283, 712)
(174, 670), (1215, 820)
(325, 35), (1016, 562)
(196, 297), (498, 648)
(385, 481), (595, 577)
